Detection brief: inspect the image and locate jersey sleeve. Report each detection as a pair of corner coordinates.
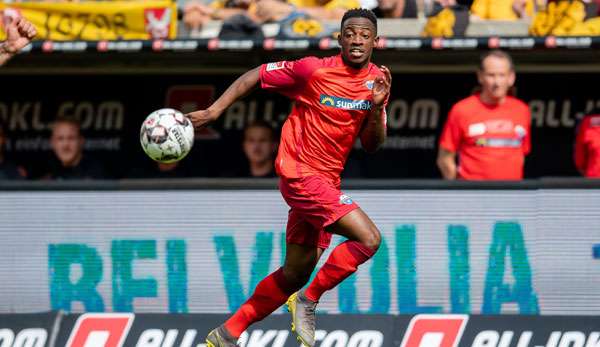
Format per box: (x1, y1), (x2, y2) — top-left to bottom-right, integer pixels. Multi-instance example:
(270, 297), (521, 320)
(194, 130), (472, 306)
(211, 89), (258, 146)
(259, 56), (320, 100)
(574, 116), (590, 174)
(439, 103), (463, 152)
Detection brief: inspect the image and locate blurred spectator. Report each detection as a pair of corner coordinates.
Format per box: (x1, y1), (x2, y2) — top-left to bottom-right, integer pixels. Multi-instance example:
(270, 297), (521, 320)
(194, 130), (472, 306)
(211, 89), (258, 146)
(230, 120), (277, 177)
(437, 50), (531, 180)
(0, 121), (26, 180)
(530, 0), (600, 36)
(183, 0), (359, 33)
(372, 0), (418, 18)
(574, 110), (600, 178)
(0, 17), (36, 66)
(44, 118), (107, 180)
(422, 0), (470, 37)
(471, 0), (538, 20)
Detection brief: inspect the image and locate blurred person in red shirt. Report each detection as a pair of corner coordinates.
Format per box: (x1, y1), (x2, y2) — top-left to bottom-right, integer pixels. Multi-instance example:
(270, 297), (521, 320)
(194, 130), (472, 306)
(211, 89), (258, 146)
(437, 50), (531, 180)
(574, 110), (600, 178)
(0, 17), (36, 66)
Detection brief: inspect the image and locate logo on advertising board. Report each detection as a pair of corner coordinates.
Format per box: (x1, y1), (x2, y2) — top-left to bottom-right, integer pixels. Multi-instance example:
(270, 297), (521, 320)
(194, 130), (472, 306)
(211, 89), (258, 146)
(65, 313), (134, 347)
(165, 85), (219, 140)
(145, 8), (172, 39)
(400, 314), (468, 347)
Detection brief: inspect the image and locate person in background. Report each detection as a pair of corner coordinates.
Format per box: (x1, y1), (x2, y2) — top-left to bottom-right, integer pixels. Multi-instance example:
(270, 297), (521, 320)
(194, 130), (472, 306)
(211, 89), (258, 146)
(45, 118), (107, 180)
(372, 0), (418, 18)
(238, 120), (277, 177)
(0, 17), (36, 66)
(574, 109), (600, 178)
(437, 50), (531, 180)
(470, 0), (539, 20)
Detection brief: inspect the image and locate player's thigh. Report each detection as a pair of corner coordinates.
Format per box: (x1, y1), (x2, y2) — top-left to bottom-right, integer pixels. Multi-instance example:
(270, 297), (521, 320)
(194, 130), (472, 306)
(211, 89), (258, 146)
(325, 208), (381, 250)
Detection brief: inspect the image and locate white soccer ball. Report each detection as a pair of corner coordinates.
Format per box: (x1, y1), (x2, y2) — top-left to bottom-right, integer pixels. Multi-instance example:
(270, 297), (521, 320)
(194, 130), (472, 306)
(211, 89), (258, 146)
(140, 108), (195, 163)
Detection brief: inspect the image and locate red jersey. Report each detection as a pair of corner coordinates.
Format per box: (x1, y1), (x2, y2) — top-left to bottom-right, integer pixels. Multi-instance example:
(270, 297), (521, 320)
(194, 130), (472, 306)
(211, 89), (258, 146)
(574, 114), (600, 178)
(259, 55), (385, 183)
(439, 94), (531, 180)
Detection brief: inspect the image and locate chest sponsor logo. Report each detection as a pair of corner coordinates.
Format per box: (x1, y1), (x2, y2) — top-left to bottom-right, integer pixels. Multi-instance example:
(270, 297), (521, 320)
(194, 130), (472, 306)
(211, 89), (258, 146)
(468, 123), (486, 136)
(320, 94), (372, 110)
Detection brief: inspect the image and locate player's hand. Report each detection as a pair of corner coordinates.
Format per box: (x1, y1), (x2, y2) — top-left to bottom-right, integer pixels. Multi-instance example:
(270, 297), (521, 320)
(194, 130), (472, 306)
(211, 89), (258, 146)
(186, 109), (217, 128)
(372, 65), (391, 108)
(3, 17), (37, 54)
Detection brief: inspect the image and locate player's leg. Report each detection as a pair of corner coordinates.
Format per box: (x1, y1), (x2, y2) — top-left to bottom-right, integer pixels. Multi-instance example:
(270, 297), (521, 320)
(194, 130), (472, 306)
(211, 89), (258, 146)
(288, 205), (380, 347)
(207, 213), (322, 347)
(303, 208), (380, 302)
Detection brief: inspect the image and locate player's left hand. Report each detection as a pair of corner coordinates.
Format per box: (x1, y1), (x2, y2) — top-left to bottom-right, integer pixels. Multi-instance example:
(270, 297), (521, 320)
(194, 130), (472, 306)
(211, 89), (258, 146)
(4, 17), (37, 54)
(372, 65), (391, 108)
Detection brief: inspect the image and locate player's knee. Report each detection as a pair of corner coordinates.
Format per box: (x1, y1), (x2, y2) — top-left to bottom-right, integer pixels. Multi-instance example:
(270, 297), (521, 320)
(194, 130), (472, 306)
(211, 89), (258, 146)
(362, 227), (381, 251)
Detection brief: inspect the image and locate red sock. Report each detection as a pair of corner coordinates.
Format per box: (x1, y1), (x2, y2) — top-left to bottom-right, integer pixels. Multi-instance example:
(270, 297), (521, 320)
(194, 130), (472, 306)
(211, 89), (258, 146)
(304, 240), (375, 302)
(224, 267), (296, 338)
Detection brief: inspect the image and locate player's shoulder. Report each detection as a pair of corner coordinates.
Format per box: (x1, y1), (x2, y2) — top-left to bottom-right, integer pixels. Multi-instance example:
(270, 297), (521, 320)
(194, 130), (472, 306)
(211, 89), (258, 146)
(506, 96), (529, 111)
(452, 94), (480, 111)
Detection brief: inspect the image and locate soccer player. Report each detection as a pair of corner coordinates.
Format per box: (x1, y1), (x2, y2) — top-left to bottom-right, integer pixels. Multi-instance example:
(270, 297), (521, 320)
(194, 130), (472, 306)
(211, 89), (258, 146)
(0, 17), (37, 67)
(574, 109), (600, 178)
(187, 8), (390, 347)
(437, 49), (531, 180)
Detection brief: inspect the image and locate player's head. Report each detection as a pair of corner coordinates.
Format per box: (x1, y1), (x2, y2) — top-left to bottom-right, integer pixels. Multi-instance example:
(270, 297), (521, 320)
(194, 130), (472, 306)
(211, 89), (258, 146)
(477, 50), (515, 103)
(339, 9), (379, 69)
(243, 120), (277, 167)
(50, 117), (84, 167)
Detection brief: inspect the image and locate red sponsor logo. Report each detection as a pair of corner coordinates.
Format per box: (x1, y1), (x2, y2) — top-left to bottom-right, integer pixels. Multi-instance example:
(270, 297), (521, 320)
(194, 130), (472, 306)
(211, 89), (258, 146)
(152, 40), (164, 51)
(165, 85), (219, 140)
(208, 38), (219, 50)
(319, 38), (331, 50)
(376, 37), (387, 49)
(432, 38), (443, 50)
(400, 314), (468, 347)
(66, 313), (134, 347)
(144, 8), (172, 39)
(545, 36), (557, 48)
(42, 41), (54, 53)
(488, 37), (500, 49)
(97, 41), (109, 52)
(263, 38), (275, 50)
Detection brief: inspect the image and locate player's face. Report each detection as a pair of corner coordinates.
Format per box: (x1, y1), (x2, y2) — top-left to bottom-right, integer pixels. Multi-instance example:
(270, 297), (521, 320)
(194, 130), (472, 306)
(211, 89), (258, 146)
(243, 126), (276, 165)
(339, 17), (378, 69)
(51, 122), (84, 166)
(478, 56), (515, 101)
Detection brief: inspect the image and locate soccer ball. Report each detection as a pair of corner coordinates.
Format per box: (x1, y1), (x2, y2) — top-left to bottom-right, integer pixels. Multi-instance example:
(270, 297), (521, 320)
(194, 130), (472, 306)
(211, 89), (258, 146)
(140, 108), (195, 163)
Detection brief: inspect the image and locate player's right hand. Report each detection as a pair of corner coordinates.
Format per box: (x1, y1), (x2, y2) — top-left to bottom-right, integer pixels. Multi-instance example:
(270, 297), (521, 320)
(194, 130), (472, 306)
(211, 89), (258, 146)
(4, 17), (37, 54)
(186, 109), (217, 128)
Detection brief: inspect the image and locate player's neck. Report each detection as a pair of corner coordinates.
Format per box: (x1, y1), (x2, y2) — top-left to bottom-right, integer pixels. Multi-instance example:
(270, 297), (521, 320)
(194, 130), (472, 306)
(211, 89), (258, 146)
(340, 55), (370, 70)
(479, 92), (506, 106)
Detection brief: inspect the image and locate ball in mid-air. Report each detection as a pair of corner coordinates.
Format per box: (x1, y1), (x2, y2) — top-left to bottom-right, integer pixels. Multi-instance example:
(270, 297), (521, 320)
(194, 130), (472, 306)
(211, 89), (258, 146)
(140, 108), (194, 163)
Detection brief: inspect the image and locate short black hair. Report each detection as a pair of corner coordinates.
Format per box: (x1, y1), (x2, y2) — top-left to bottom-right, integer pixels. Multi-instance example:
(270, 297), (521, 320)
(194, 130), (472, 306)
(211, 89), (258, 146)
(244, 119), (276, 142)
(479, 50), (514, 71)
(341, 8), (377, 33)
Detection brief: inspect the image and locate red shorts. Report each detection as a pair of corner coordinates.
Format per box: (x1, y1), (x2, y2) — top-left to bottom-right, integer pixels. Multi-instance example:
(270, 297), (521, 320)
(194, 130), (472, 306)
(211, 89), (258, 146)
(279, 175), (359, 249)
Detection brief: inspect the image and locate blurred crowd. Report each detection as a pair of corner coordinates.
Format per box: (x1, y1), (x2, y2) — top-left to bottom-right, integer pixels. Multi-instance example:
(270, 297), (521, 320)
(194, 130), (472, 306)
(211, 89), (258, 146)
(2, 0), (600, 38)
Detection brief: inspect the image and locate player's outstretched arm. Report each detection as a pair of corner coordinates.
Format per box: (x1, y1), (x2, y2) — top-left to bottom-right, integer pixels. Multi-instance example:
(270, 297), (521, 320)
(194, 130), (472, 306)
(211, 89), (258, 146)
(360, 66), (391, 153)
(187, 66), (260, 127)
(0, 17), (37, 67)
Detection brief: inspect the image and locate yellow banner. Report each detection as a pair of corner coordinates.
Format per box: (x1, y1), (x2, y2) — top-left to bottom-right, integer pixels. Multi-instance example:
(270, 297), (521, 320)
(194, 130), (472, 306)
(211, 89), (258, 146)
(0, 1), (177, 41)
